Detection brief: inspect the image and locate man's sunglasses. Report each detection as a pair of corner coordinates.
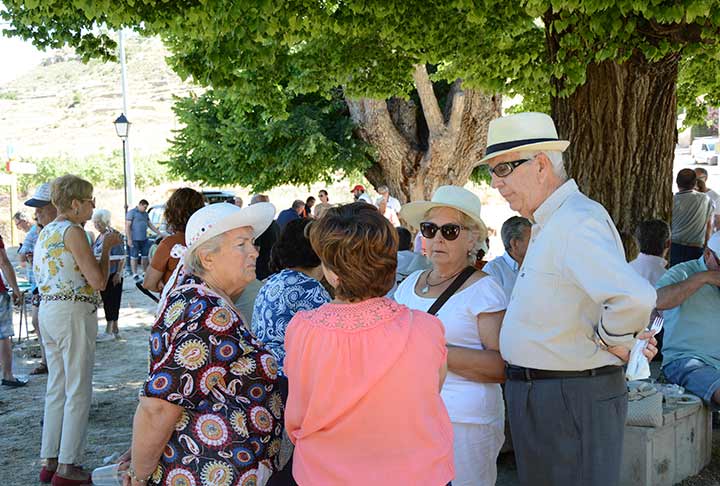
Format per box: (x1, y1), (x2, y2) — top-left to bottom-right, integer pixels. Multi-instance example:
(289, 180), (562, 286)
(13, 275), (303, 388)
(420, 222), (465, 241)
(487, 155), (536, 178)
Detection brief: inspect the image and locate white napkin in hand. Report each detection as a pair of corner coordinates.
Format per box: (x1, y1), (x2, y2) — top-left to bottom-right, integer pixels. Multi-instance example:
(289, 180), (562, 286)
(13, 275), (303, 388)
(625, 314), (663, 381)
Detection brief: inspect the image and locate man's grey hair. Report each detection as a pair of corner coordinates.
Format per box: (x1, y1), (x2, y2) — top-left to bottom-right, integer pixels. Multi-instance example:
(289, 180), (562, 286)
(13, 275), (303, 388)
(92, 208), (112, 227)
(292, 199), (305, 210)
(501, 216), (532, 252)
(377, 185), (389, 194)
(516, 150), (568, 180)
(12, 211), (28, 222)
(250, 194), (269, 205)
(184, 233), (225, 276)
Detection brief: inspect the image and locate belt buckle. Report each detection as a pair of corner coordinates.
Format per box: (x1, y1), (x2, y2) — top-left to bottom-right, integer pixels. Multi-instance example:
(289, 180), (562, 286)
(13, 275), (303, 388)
(523, 368), (532, 381)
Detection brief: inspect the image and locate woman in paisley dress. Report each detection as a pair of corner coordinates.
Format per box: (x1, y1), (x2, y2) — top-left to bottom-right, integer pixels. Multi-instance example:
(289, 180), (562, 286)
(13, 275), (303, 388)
(122, 203), (283, 486)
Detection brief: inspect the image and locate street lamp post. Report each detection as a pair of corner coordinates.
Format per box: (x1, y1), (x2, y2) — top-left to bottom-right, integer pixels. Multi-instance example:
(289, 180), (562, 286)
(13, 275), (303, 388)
(113, 113), (131, 215)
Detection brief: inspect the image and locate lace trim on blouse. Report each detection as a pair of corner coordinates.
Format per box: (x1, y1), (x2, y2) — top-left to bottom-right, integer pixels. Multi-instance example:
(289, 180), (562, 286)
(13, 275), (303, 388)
(304, 297), (405, 331)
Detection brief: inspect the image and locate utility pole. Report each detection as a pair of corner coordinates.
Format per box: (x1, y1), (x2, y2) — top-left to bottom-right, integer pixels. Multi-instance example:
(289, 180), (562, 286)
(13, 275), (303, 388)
(119, 29), (135, 209)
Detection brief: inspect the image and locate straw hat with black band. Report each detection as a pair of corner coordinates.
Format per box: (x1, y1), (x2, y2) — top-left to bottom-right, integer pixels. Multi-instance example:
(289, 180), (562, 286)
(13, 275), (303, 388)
(480, 112), (570, 164)
(400, 185), (489, 253)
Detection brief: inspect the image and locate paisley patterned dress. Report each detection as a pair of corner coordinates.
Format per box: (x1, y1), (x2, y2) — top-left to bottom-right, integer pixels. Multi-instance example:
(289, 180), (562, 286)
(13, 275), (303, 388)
(143, 274), (283, 486)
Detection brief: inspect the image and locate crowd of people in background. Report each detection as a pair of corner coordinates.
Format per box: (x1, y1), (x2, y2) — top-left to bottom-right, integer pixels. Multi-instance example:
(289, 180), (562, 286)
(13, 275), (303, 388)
(0, 111), (718, 486)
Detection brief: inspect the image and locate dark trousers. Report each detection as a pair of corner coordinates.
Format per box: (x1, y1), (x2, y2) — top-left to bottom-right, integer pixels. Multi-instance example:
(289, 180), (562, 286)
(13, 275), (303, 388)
(505, 368), (627, 486)
(266, 375), (298, 486)
(669, 242), (704, 267)
(100, 273), (123, 322)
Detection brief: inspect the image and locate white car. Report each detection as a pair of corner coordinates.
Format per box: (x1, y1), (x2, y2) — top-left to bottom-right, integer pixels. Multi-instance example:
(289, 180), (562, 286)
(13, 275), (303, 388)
(690, 137), (718, 165)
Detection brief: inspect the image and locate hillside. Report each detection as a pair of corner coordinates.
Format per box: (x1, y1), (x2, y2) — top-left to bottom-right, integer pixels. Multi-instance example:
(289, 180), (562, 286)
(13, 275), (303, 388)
(0, 35), (198, 160)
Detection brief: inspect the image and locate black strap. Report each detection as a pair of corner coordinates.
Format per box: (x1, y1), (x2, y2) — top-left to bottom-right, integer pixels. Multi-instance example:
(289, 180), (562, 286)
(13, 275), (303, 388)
(427, 266), (477, 316)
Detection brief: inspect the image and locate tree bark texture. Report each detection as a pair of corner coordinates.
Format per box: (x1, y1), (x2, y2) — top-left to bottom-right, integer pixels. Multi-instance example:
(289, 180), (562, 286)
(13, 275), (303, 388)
(346, 64), (501, 203)
(549, 46), (678, 258)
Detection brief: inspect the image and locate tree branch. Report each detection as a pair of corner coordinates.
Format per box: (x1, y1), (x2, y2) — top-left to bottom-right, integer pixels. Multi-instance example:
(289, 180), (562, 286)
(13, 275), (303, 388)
(412, 63), (444, 136)
(346, 96), (415, 198)
(445, 80), (466, 136)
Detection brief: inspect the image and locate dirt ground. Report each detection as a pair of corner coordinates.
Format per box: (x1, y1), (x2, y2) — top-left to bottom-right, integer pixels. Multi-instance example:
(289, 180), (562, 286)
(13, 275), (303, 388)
(0, 280), (717, 486)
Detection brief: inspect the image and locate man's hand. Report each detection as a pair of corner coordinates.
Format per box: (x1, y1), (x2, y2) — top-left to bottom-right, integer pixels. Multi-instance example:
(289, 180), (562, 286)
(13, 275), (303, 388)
(127, 239), (133, 248)
(607, 330), (658, 363)
(112, 272), (123, 286)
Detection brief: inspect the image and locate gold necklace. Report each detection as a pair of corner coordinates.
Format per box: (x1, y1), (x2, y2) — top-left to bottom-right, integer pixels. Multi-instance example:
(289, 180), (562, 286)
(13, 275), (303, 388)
(420, 267), (464, 294)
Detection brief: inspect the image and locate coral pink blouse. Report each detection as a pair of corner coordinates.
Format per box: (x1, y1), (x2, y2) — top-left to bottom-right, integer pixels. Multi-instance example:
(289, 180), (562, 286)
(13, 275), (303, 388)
(284, 297), (454, 486)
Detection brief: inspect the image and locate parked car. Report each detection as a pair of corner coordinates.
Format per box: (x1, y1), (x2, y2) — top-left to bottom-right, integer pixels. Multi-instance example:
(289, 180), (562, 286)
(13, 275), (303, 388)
(690, 137), (718, 165)
(147, 190), (235, 236)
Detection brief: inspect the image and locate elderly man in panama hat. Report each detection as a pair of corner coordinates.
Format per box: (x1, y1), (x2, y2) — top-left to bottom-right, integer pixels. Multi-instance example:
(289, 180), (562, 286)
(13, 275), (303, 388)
(482, 112), (658, 486)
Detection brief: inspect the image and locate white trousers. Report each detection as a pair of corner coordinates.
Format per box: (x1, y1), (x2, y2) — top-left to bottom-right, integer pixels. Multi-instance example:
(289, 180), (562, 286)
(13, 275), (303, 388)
(452, 419), (505, 486)
(39, 300), (97, 464)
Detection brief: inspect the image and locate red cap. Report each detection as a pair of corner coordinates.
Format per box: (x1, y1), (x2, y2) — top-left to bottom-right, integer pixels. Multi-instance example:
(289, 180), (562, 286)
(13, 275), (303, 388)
(350, 184), (365, 192)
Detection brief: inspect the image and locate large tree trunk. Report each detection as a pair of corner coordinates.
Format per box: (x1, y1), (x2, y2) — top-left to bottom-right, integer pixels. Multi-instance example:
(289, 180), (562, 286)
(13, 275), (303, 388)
(346, 65), (501, 203)
(548, 31), (677, 258)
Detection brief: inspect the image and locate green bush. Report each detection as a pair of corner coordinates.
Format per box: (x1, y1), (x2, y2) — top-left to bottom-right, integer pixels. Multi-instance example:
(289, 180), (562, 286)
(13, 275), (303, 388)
(12, 152), (177, 194)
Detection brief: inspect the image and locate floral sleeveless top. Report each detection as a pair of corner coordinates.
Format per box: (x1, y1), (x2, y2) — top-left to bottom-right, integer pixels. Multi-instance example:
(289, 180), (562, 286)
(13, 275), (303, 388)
(33, 220), (100, 306)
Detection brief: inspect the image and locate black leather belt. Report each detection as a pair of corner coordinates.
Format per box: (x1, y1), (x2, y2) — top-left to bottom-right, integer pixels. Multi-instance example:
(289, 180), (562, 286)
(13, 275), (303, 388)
(505, 364), (621, 381)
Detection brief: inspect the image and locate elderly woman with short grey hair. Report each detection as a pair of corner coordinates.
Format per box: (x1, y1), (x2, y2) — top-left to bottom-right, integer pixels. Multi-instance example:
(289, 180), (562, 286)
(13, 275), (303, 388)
(121, 202), (283, 486)
(92, 209), (126, 340)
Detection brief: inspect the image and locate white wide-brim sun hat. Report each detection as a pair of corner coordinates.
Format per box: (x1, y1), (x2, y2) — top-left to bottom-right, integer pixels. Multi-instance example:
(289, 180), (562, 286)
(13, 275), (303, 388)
(185, 202), (276, 253)
(400, 185), (489, 249)
(480, 112), (570, 164)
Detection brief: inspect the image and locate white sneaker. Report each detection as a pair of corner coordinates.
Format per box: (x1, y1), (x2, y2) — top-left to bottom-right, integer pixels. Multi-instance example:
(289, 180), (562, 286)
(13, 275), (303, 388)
(96, 333), (115, 343)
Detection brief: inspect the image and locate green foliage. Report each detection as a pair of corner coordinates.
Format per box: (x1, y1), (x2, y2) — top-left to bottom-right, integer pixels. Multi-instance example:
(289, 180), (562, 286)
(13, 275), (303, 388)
(0, 91), (18, 100)
(6, 1), (720, 187)
(15, 153), (175, 194)
(166, 89), (373, 191)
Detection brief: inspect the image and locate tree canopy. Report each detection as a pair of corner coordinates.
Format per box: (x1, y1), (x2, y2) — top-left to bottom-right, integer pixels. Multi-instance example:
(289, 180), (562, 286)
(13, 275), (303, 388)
(3, 1), (720, 193)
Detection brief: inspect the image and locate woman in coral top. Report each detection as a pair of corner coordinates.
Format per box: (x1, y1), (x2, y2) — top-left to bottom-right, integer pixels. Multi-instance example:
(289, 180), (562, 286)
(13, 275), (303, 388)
(284, 202), (454, 486)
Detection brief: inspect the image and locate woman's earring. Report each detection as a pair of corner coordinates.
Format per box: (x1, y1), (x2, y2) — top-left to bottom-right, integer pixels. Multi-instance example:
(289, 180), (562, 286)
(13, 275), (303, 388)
(75, 209), (79, 216)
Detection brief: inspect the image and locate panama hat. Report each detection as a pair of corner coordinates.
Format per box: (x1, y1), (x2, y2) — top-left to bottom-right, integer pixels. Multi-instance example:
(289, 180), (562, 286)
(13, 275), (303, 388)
(400, 186), (489, 248)
(25, 183), (52, 207)
(480, 112), (570, 164)
(185, 202), (275, 253)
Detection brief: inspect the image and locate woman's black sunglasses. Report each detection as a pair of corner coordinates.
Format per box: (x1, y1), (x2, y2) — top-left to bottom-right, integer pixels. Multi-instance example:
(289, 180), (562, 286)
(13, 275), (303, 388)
(420, 222), (465, 241)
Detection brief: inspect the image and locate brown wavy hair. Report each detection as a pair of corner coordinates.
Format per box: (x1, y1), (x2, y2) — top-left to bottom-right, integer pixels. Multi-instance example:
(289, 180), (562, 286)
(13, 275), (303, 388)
(309, 202), (397, 301)
(165, 188), (205, 232)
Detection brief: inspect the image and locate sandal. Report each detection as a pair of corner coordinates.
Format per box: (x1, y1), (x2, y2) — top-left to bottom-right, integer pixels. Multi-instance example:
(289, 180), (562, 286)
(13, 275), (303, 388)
(31, 363), (48, 375)
(40, 466), (56, 484)
(1, 378), (27, 387)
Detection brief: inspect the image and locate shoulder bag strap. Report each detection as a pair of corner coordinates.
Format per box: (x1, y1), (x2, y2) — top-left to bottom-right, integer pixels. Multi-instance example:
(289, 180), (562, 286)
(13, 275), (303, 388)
(427, 266), (477, 316)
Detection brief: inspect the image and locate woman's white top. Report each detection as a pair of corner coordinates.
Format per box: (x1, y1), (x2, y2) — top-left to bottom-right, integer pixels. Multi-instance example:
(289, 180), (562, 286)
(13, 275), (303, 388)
(394, 270), (507, 425)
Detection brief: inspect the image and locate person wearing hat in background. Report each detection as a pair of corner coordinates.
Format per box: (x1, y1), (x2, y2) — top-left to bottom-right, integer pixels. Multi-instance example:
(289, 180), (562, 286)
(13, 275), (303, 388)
(655, 231), (720, 411)
(24, 182), (58, 375)
(394, 186), (506, 486)
(481, 112), (658, 486)
(121, 202), (283, 486)
(34, 175), (122, 485)
(350, 184), (373, 204)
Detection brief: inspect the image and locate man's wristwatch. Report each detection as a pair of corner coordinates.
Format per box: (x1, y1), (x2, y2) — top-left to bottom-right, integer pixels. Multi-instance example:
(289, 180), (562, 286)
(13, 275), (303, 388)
(128, 465), (151, 485)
